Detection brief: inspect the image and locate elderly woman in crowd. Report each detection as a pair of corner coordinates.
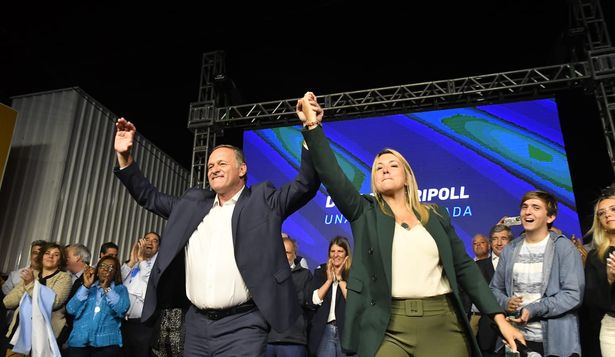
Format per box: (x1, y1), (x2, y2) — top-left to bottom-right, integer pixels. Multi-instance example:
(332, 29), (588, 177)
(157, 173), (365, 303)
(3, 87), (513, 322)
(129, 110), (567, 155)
(65, 256), (129, 356)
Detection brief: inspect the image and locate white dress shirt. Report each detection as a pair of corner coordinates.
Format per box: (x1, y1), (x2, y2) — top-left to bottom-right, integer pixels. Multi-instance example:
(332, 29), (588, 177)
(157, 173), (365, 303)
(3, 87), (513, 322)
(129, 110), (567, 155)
(185, 187), (250, 309)
(122, 252), (158, 319)
(2, 269), (23, 295)
(492, 254), (500, 270)
(312, 280), (339, 323)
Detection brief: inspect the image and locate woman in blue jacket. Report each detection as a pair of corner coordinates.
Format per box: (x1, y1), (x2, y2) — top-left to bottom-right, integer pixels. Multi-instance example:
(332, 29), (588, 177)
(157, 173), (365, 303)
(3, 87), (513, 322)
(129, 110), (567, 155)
(66, 256), (129, 356)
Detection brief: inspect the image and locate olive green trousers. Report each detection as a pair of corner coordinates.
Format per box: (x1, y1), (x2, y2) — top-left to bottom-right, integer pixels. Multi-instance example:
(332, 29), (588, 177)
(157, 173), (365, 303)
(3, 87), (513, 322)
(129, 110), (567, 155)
(376, 294), (471, 357)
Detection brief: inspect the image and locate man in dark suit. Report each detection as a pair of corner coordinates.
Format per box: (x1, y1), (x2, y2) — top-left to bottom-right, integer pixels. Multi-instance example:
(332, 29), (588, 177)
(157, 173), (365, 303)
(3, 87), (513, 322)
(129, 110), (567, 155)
(113, 117), (321, 356)
(63, 243), (92, 352)
(476, 224), (513, 357)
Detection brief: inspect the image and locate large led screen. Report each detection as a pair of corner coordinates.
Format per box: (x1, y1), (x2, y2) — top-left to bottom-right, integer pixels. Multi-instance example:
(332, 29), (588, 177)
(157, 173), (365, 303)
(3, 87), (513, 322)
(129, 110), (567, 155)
(243, 98), (580, 268)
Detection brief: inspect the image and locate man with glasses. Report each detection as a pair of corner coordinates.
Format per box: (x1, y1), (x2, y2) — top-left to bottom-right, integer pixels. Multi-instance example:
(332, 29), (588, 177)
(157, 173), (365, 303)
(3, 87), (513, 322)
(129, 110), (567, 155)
(121, 231), (160, 357)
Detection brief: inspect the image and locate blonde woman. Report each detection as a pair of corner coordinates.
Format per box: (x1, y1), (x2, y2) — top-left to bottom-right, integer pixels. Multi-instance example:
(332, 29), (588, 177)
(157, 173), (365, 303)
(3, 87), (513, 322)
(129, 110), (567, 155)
(297, 92), (524, 357)
(583, 190), (615, 357)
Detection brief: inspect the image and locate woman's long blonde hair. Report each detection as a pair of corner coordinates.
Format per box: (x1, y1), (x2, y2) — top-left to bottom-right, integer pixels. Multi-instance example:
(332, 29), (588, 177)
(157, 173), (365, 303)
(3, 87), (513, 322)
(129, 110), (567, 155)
(370, 148), (432, 224)
(586, 193), (615, 260)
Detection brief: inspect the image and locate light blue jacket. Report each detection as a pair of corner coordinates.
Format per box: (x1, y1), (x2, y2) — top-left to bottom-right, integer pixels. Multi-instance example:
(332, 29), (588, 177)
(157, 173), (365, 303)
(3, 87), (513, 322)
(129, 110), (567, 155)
(490, 232), (584, 356)
(66, 282), (130, 348)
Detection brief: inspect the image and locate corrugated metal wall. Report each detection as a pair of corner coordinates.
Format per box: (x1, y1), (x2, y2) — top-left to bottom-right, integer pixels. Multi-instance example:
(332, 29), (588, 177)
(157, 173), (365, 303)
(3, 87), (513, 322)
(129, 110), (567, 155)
(0, 88), (190, 272)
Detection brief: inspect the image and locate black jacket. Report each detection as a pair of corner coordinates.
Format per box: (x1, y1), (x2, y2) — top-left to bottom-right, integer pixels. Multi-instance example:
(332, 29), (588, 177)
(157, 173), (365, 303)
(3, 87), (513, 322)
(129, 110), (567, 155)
(475, 258), (498, 352)
(267, 264), (313, 345)
(114, 146), (319, 332)
(307, 263), (347, 355)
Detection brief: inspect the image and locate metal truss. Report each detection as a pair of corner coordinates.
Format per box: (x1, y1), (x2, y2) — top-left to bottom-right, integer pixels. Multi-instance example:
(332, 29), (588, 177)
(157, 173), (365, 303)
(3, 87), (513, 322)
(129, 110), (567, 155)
(587, 49), (615, 170)
(189, 51), (225, 187)
(187, 61), (591, 186)
(188, 0), (615, 187)
(190, 62), (590, 131)
(572, 0), (612, 51)
(574, 0), (615, 173)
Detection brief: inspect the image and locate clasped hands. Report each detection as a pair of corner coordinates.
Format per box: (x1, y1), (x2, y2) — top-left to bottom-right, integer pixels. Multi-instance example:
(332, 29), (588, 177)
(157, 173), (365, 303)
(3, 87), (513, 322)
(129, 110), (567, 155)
(296, 92), (324, 127)
(506, 295), (530, 324)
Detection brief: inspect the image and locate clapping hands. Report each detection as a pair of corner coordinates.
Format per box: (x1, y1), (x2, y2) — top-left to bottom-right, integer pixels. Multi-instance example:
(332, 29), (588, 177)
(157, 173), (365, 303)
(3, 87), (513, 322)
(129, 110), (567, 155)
(607, 251), (615, 285)
(128, 238), (146, 267)
(82, 266), (96, 288)
(326, 256), (349, 282)
(19, 267), (34, 285)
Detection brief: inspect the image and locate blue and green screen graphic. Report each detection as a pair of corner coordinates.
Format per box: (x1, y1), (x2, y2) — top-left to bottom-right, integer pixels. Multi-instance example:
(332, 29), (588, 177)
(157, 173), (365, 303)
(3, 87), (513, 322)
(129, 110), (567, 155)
(244, 98), (580, 267)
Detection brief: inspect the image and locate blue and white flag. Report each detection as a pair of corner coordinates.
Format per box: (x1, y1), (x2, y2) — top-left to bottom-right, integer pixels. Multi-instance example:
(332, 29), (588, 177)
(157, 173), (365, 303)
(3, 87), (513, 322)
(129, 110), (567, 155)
(10, 280), (61, 357)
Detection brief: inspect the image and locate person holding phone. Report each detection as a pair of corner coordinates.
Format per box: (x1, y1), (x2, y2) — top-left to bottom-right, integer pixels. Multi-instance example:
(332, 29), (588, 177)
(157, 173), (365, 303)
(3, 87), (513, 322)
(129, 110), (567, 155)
(490, 190), (584, 357)
(581, 189), (615, 357)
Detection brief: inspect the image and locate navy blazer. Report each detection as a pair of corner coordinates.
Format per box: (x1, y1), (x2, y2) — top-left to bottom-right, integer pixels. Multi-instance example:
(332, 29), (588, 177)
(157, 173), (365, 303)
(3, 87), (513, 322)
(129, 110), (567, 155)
(114, 147), (320, 332)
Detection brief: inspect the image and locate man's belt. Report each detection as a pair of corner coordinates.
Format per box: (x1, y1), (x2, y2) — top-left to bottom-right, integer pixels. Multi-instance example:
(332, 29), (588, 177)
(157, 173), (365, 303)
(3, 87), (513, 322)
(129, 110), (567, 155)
(195, 299), (256, 321)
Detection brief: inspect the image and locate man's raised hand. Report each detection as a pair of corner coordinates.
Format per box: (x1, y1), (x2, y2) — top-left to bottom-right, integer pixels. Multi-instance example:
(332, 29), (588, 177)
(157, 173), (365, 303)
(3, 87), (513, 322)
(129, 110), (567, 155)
(115, 117), (136, 168)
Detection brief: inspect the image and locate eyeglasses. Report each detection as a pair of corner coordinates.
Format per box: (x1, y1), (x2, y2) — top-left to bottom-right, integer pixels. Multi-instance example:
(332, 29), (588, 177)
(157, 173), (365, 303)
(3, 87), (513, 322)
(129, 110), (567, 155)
(98, 264), (115, 272)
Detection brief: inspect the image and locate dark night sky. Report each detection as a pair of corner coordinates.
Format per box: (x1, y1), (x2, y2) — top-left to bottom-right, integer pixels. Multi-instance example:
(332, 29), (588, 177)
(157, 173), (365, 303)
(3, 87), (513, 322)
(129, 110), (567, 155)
(2, 1), (615, 228)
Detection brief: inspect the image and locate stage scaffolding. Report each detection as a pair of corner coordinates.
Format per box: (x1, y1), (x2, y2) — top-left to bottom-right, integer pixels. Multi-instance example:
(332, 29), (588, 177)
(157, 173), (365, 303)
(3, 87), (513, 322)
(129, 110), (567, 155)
(187, 0), (615, 188)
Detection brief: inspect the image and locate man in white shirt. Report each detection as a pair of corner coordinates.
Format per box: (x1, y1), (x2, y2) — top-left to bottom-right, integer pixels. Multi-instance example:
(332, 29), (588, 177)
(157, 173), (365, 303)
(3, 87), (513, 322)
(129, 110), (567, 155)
(1, 239), (46, 351)
(121, 231), (159, 357)
(2, 240), (46, 295)
(114, 116), (321, 356)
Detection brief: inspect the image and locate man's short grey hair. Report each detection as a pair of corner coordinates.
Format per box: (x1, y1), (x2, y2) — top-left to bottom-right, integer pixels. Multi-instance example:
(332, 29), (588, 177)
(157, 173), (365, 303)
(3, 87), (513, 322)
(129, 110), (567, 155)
(68, 243), (91, 265)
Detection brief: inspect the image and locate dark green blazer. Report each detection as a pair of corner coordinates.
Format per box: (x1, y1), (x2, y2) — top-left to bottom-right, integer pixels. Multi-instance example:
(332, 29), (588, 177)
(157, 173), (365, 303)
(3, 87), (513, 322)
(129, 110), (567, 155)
(303, 126), (503, 357)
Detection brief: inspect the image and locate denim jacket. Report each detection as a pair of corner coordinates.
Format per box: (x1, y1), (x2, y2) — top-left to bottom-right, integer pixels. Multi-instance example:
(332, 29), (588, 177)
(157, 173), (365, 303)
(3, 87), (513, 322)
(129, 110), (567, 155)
(490, 232), (584, 356)
(66, 282), (130, 348)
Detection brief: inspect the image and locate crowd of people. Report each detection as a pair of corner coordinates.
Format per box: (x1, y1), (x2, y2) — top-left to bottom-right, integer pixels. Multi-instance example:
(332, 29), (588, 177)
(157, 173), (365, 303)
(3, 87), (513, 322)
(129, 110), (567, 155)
(0, 91), (613, 357)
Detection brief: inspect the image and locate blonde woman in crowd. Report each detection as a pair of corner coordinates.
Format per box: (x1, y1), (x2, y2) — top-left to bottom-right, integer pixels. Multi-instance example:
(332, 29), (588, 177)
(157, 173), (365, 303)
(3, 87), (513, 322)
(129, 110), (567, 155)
(582, 188), (615, 357)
